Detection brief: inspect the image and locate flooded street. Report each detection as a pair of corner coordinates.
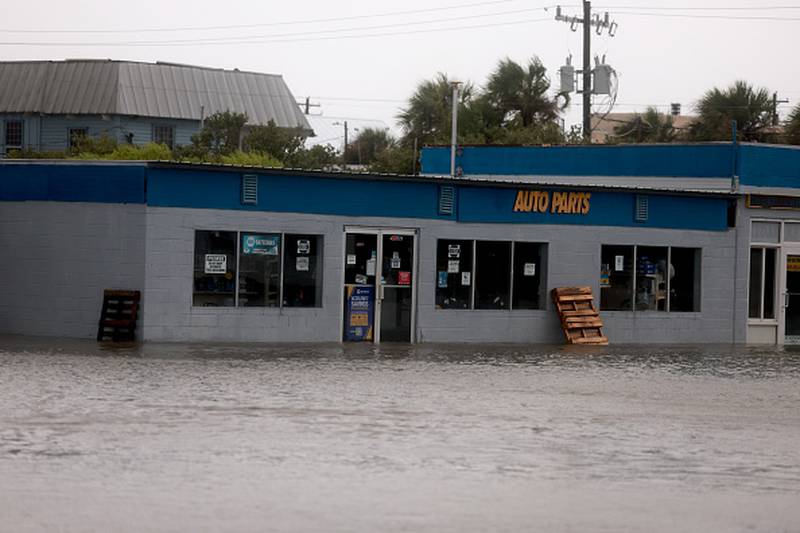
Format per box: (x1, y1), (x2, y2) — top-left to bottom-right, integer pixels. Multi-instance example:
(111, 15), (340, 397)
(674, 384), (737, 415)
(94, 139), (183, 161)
(1, 336), (799, 532)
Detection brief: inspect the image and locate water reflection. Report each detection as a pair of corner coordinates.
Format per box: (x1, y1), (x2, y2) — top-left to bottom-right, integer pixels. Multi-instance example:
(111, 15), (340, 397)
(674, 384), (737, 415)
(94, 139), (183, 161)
(1, 335), (799, 532)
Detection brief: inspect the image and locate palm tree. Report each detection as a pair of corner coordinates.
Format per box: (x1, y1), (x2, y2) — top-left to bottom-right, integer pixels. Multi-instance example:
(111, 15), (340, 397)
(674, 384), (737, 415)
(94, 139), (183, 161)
(690, 81), (773, 142)
(397, 73), (477, 146)
(345, 128), (396, 165)
(483, 56), (562, 129)
(612, 107), (677, 143)
(786, 104), (800, 145)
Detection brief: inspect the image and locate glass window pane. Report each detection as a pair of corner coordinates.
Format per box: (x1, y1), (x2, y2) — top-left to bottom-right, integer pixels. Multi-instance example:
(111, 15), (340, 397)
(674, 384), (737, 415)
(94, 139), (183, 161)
(239, 233), (281, 307)
(669, 248), (701, 312)
(512, 242), (545, 310)
(785, 223), (800, 243)
(475, 241), (511, 310)
(600, 245), (634, 310)
(193, 230), (237, 307)
(345, 234), (378, 286)
(764, 248), (776, 319)
(283, 234), (323, 307)
(751, 221), (780, 244)
(636, 246), (668, 311)
(5, 120), (23, 148)
(435, 239), (472, 309)
(748, 248), (764, 319)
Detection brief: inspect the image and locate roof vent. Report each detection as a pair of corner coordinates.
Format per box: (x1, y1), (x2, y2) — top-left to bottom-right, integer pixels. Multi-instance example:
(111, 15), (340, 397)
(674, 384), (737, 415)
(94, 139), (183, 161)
(241, 174), (258, 205)
(439, 185), (455, 216)
(635, 195), (648, 222)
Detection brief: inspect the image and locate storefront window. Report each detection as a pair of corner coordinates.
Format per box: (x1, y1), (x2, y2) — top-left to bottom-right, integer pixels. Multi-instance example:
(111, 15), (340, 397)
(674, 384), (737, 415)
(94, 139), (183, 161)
(435, 240), (473, 309)
(475, 241), (511, 309)
(749, 247), (776, 320)
(238, 233), (281, 307)
(636, 246), (668, 311)
(601, 245), (701, 312)
(670, 248), (701, 312)
(193, 230), (237, 307)
(512, 242), (545, 310)
(283, 234), (323, 307)
(600, 245), (634, 311)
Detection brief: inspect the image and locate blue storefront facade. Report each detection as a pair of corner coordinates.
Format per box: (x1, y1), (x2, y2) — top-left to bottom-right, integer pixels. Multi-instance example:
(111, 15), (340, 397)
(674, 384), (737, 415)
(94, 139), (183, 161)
(1, 142), (799, 344)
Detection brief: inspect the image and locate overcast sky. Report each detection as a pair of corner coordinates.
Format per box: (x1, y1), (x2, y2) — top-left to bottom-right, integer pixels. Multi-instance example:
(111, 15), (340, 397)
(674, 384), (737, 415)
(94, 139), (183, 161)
(4, 0), (799, 137)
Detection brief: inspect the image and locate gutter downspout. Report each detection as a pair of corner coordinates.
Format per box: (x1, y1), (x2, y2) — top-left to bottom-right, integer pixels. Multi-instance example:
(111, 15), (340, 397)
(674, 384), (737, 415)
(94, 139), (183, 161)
(730, 119), (740, 344)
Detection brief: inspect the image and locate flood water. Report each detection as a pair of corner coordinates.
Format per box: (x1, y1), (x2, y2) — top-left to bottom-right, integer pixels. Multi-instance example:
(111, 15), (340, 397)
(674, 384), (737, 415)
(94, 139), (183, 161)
(1, 336), (799, 532)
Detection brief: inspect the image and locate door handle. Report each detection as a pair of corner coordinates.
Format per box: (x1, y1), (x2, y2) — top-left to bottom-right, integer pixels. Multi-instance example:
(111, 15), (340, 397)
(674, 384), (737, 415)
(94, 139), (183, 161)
(785, 291), (791, 308)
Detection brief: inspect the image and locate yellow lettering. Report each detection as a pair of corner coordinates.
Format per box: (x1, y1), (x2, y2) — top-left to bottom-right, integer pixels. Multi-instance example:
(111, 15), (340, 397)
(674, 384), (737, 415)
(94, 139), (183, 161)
(513, 190), (527, 212)
(524, 191), (534, 212)
(539, 191), (550, 212)
(582, 193), (591, 214)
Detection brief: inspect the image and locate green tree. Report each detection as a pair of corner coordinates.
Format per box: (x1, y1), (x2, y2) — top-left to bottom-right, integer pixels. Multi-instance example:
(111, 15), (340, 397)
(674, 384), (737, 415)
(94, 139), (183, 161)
(786, 104), (800, 145)
(244, 120), (306, 162)
(368, 145), (418, 175)
(346, 128), (396, 165)
(190, 111), (248, 156)
(690, 81), (773, 142)
(611, 107), (677, 143)
(484, 56), (561, 129)
(397, 73), (482, 146)
(286, 144), (339, 170)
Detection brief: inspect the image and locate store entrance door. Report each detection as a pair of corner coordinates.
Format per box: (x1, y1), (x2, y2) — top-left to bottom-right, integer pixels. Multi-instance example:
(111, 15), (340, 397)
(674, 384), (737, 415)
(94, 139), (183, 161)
(784, 252), (800, 344)
(342, 228), (417, 343)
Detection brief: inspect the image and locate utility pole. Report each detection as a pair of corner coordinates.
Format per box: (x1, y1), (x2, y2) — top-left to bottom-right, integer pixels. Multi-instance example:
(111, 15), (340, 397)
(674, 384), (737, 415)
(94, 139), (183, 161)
(555, 3), (617, 143)
(297, 96), (320, 115)
(343, 120), (348, 168)
(582, 1), (591, 142)
(450, 81), (461, 177)
(772, 92), (789, 126)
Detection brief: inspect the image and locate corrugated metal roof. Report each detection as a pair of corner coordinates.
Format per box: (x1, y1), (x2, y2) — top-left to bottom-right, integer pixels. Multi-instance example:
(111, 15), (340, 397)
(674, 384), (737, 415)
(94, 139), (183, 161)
(0, 60), (310, 130)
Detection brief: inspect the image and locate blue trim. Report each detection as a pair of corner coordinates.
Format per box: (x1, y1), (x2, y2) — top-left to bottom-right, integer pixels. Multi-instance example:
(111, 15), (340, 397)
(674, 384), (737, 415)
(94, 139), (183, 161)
(0, 163), (145, 203)
(738, 145), (800, 188)
(422, 144), (735, 178)
(457, 186), (728, 231)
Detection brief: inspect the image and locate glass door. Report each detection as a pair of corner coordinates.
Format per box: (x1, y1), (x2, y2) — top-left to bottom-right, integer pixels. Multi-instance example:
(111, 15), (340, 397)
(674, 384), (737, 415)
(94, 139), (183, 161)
(342, 229), (416, 343)
(343, 233), (378, 342)
(785, 252), (800, 344)
(379, 233), (414, 342)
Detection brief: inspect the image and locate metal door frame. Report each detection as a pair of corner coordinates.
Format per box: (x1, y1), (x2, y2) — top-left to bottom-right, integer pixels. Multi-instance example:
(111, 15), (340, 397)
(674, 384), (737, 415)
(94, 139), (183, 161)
(341, 226), (419, 343)
(779, 245), (800, 344)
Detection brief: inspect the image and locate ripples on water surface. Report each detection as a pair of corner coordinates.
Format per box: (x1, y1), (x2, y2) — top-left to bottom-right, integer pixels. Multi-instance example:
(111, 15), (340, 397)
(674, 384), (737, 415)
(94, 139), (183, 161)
(1, 336), (799, 532)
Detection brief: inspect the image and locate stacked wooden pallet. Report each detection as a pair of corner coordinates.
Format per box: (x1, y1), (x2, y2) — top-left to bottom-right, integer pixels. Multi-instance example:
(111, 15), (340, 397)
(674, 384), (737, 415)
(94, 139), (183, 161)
(551, 286), (608, 345)
(97, 290), (141, 342)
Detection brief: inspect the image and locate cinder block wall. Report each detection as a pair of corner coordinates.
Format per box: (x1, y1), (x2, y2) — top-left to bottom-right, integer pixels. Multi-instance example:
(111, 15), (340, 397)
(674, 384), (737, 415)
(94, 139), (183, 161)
(0, 202), (146, 338)
(144, 207), (738, 344)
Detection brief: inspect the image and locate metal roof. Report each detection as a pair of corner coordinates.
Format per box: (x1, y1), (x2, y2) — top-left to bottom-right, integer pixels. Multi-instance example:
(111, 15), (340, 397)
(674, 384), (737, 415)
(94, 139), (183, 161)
(0, 60), (310, 130)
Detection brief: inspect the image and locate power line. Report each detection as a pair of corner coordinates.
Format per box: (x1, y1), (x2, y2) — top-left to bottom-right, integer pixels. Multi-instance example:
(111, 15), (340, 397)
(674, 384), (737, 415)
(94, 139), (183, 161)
(0, 17), (553, 47)
(611, 11), (800, 21)
(0, 0), (563, 34)
(598, 5), (800, 11)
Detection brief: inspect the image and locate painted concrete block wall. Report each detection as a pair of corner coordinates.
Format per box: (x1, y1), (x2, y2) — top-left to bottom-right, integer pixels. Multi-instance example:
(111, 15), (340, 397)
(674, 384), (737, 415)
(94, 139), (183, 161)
(0, 202), (146, 338)
(143, 206), (738, 344)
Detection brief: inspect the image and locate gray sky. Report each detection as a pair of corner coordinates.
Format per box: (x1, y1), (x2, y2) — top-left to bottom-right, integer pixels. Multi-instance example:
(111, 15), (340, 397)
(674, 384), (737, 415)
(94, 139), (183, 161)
(4, 0), (800, 136)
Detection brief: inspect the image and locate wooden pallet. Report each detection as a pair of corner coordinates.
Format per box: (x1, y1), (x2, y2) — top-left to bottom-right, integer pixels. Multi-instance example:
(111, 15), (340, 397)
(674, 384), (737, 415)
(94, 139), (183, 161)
(551, 286), (608, 345)
(97, 290), (140, 342)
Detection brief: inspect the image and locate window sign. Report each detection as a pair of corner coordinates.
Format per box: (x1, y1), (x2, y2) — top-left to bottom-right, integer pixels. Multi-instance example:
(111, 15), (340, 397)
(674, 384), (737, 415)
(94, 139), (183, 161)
(615, 255), (624, 271)
(524, 263), (536, 276)
(204, 254), (227, 274)
(355, 274), (368, 285)
(296, 257), (309, 272)
(391, 251), (401, 269)
(345, 285), (374, 341)
(366, 254), (376, 276)
(448, 244), (461, 258)
(398, 271), (411, 285)
(438, 271), (448, 288)
(347, 254), (357, 265)
(461, 272), (471, 286)
(297, 239), (310, 254)
(448, 260), (460, 274)
(242, 234), (279, 255)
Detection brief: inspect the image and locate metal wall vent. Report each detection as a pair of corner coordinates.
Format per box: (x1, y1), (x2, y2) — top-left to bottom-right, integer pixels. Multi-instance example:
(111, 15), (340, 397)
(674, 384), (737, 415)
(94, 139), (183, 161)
(635, 195), (648, 222)
(241, 174), (258, 205)
(439, 185), (455, 215)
